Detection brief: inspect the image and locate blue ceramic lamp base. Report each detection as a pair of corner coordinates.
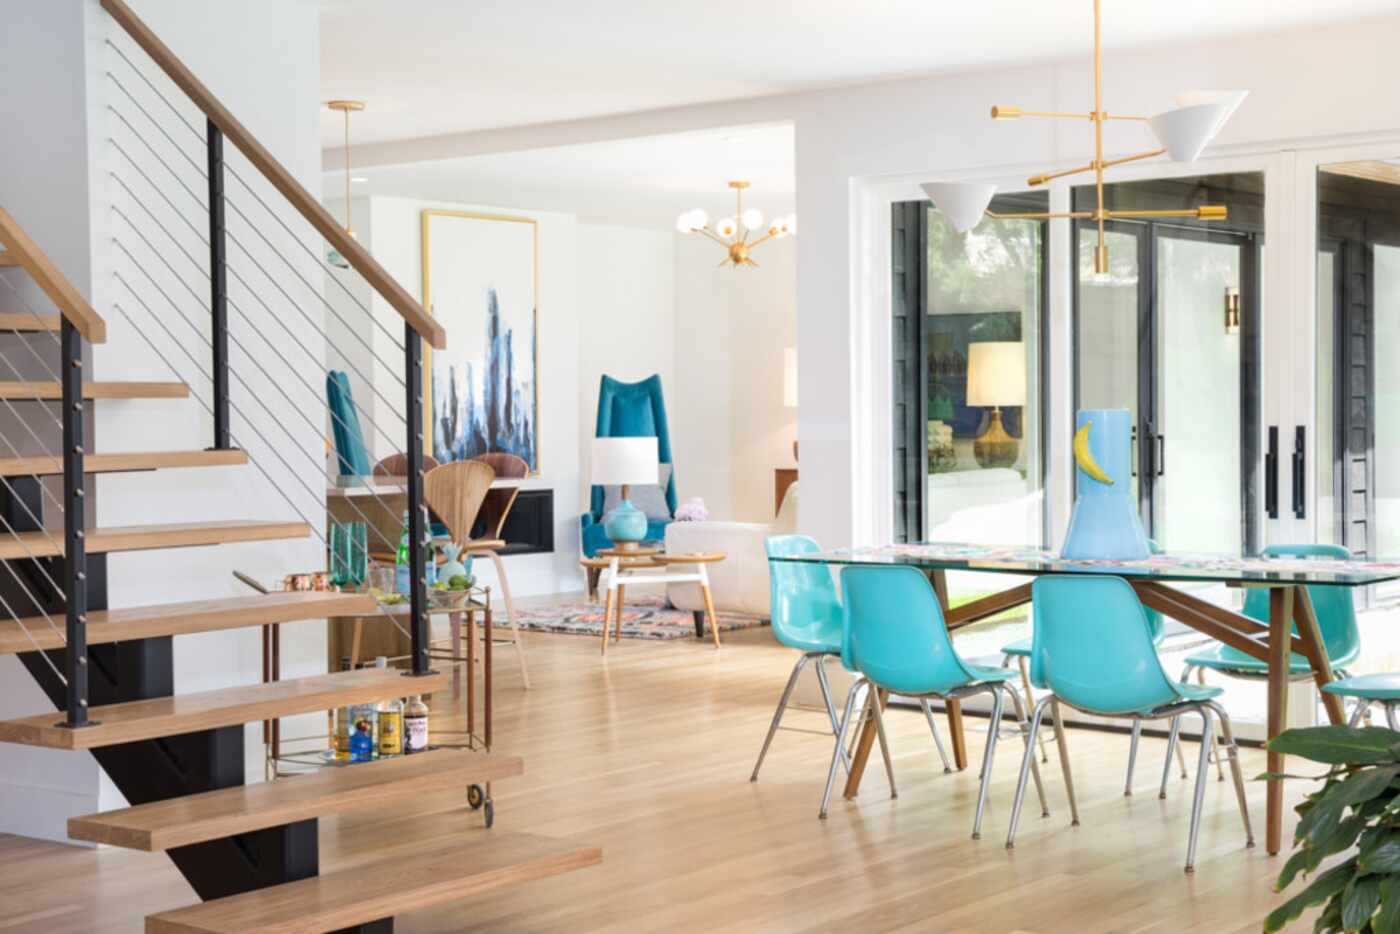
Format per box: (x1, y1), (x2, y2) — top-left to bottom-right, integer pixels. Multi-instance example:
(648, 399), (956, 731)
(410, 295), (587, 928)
(603, 497), (648, 547)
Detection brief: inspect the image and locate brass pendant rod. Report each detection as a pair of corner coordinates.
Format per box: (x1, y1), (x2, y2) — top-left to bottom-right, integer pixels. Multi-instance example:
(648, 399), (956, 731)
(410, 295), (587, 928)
(1029, 147), (1168, 187)
(1107, 206), (1227, 219)
(994, 107), (1149, 122)
(986, 210), (1095, 221)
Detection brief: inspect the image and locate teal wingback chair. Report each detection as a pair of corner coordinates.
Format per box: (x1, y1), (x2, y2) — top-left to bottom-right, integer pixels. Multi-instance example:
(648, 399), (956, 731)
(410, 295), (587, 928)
(822, 565), (1047, 838)
(581, 375), (676, 557)
(750, 536), (851, 786)
(327, 370), (372, 478)
(1007, 575), (1253, 872)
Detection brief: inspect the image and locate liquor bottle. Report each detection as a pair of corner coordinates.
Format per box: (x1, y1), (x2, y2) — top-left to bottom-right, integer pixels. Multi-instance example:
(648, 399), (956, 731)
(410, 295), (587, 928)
(405, 694), (429, 753)
(347, 661), (379, 761)
(333, 656), (352, 760)
(377, 693), (404, 757)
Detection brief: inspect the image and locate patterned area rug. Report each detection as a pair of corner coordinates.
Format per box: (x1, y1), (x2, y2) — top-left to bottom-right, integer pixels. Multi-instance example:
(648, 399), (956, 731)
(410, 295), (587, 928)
(514, 594), (769, 641)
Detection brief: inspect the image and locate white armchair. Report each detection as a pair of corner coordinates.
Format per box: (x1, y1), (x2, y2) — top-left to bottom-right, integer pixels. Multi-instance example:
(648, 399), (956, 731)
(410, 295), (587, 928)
(665, 483), (799, 617)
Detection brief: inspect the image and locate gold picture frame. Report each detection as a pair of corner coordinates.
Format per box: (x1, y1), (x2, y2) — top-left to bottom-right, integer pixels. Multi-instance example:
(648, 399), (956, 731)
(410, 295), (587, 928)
(420, 209), (541, 474)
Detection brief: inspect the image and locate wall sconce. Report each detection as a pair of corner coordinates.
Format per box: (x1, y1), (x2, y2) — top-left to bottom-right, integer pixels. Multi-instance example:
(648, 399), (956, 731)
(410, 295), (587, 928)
(1224, 287), (1241, 335)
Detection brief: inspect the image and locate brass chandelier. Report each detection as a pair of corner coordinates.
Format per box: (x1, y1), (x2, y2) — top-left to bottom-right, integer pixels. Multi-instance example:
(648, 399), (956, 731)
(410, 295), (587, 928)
(676, 181), (796, 268)
(923, 0), (1247, 274)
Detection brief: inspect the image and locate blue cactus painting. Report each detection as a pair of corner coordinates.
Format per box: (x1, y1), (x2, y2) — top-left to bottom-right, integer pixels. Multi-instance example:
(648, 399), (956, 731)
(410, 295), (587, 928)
(423, 211), (539, 471)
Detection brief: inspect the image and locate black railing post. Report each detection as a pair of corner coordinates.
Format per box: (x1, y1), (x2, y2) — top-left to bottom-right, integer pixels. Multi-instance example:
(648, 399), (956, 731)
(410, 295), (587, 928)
(404, 323), (430, 676)
(206, 117), (231, 450)
(60, 318), (90, 728)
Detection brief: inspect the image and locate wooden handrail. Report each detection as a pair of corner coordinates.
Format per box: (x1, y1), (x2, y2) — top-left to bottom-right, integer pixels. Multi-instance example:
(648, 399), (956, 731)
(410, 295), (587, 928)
(0, 208), (106, 343)
(100, 0), (446, 350)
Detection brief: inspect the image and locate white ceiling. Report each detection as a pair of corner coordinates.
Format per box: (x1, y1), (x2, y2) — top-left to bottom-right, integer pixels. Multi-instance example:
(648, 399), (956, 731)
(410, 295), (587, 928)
(327, 124), (796, 230)
(319, 0), (1397, 146)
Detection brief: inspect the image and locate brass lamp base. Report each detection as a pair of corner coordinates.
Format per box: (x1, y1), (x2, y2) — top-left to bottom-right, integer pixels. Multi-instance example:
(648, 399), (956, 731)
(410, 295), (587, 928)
(973, 407), (1019, 469)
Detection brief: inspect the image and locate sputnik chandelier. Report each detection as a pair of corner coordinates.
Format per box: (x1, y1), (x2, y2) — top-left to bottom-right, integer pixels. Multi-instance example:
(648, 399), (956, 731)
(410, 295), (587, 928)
(676, 181), (796, 268)
(922, 0), (1247, 274)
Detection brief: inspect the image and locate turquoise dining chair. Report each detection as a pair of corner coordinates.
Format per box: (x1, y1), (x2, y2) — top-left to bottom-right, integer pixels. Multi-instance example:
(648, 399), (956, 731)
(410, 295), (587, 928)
(1168, 544), (1361, 796)
(1001, 539), (1170, 793)
(750, 536), (853, 784)
(1322, 674), (1400, 729)
(822, 564), (1048, 839)
(1007, 575), (1253, 873)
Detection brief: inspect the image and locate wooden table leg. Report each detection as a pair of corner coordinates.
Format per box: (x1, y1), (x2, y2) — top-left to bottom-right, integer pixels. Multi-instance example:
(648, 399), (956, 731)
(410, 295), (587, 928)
(699, 564), (722, 649)
(614, 584), (626, 645)
(1294, 585), (1346, 726)
(601, 582), (614, 656)
(929, 569), (969, 770)
(842, 688), (888, 800)
(1266, 585), (1295, 856)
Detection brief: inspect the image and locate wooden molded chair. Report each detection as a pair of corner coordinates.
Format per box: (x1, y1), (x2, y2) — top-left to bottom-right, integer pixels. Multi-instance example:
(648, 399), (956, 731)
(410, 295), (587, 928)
(372, 452), (440, 478)
(471, 452), (527, 546)
(424, 460), (529, 688)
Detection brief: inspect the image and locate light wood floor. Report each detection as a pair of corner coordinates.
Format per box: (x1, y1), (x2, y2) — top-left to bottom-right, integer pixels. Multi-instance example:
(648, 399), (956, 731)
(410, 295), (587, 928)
(0, 620), (1313, 933)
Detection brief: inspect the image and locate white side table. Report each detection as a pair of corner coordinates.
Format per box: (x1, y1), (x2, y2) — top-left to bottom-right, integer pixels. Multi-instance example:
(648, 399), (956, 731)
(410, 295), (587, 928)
(583, 548), (726, 653)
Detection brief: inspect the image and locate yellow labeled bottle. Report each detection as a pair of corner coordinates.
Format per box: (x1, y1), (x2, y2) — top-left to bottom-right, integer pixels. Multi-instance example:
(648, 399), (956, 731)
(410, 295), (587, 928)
(377, 695), (404, 757)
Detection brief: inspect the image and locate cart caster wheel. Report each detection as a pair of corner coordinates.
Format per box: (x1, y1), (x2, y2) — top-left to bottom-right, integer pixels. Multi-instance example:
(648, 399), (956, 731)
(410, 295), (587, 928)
(483, 799), (495, 829)
(467, 784), (485, 810)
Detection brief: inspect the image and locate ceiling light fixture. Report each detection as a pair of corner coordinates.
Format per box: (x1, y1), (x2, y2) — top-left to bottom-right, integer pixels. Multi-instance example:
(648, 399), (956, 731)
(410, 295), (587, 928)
(676, 181), (795, 269)
(326, 99), (365, 269)
(922, 0), (1246, 275)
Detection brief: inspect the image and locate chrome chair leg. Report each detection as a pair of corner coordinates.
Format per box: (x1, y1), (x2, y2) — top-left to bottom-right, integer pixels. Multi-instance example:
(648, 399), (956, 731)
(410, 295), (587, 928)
(814, 654), (852, 775)
(1174, 724), (1188, 778)
(1125, 721), (1141, 796)
(1006, 684), (1049, 819)
(750, 653), (812, 781)
(1198, 668), (1225, 782)
(1160, 716), (1183, 799)
(1007, 694), (1052, 849)
(819, 678), (865, 819)
(919, 699), (953, 773)
(971, 685), (1006, 840)
(1185, 706), (1215, 873)
(1207, 700), (1254, 850)
(1387, 702), (1400, 732)
(1050, 698), (1080, 826)
(1015, 655), (1049, 763)
(868, 685), (898, 800)
(1348, 700), (1370, 728)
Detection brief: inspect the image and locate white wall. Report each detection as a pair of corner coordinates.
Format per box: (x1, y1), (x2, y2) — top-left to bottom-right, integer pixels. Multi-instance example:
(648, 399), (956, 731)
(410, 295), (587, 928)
(0, 0), (323, 841)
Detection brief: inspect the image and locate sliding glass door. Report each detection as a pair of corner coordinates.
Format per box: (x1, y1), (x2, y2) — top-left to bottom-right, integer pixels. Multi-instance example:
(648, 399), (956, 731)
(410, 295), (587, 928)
(1073, 174), (1264, 557)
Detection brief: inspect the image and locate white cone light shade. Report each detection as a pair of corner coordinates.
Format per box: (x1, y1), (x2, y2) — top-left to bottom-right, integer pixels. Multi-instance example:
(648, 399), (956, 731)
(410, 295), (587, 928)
(1149, 92), (1246, 163)
(922, 181), (996, 233)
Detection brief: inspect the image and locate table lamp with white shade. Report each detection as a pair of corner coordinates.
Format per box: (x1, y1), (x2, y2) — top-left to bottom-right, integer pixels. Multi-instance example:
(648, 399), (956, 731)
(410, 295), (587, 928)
(966, 341), (1025, 468)
(591, 436), (659, 549)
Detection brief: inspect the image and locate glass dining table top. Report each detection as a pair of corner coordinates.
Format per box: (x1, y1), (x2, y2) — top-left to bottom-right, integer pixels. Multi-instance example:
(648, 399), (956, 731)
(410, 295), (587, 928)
(769, 542), (1400, 588)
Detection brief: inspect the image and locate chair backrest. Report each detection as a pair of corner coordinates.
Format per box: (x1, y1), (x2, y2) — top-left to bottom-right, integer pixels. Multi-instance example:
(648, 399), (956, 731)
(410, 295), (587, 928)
(326, 371), (371, 477)
(372, 452), (440, 478)
(839, 565), (973, 696)
(1243, 544), (1359, 663)
(591, 374), (676, 519)
(472, 452), (529, 478)
(1030, 575), (1181, 715)
(765, 535), (841, 648)
(423, 460), (496, 543)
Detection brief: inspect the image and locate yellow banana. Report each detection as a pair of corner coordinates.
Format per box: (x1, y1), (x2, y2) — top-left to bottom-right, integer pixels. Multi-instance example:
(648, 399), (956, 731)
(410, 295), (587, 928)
(1073, 420), (1114, 485)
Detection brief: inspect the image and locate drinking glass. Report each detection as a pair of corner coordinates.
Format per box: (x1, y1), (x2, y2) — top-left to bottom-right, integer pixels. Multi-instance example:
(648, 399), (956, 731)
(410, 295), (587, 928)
(329, 521), (368, 587)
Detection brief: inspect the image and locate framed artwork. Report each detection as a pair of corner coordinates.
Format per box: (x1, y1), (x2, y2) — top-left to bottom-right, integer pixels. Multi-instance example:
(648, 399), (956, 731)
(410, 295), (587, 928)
(421, 210), (540, 472)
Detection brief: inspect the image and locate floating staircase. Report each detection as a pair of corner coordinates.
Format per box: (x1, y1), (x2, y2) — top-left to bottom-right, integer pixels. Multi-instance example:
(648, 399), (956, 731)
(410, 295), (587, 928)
(0, 4), (598, 924)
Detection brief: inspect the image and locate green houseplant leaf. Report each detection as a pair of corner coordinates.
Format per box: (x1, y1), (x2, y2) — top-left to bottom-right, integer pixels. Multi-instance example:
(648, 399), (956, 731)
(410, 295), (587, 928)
(1268, 727), (1400, 765)
(1265, 859), (1356, 932)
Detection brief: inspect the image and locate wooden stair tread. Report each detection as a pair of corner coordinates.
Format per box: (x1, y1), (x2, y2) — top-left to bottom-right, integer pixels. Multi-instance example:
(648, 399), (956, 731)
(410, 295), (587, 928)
(0, 448), (249, 476)
(0, 312), (60, 331)
(0, 665), (448, 750)
(145, 830), (601, 934)
(0, 519), (310, 560)
(69, 748), (523, 850)
(0, 380), (189, 399)
(0, 591), (376, 654)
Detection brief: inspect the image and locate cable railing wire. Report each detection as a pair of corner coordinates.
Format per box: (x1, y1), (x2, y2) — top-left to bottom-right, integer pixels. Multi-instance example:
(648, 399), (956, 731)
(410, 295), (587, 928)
(105, 125), (410, 426)
(110, 257), (406, 560)
(102, 51), (404, 351)
(108, 199), (413, 507)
